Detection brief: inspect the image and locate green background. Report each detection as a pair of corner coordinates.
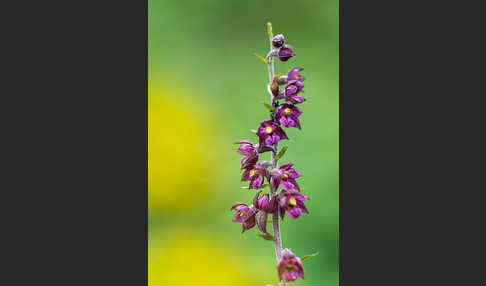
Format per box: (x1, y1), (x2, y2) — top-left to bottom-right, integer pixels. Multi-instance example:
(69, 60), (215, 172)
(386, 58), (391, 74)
(148, 0), (338, 285)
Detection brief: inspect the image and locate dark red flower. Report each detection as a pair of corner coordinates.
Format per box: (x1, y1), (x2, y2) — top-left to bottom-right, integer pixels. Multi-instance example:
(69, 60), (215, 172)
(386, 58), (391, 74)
(235, 140), (259, 170)
(242, 164), (269, 189)
(275, 103), (302, 129)
(277, 249), (304, 282)
(278, 182), (309, 220)
(257, 119), (288, 146)
(231, 203), (257, 233)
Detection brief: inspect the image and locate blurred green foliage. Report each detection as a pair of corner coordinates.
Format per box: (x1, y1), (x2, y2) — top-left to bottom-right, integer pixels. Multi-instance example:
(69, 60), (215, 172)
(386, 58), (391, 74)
(149, 0), (338, 285)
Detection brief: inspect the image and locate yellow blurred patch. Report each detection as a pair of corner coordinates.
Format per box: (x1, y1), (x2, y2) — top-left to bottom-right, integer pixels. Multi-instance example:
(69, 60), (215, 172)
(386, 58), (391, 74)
(149, 230), (268, 286)
(148, 83), (212, 213)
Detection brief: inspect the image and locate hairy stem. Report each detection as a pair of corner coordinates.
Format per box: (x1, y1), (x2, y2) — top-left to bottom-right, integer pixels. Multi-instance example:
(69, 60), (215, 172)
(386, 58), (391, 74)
(266, 23), (285, 286)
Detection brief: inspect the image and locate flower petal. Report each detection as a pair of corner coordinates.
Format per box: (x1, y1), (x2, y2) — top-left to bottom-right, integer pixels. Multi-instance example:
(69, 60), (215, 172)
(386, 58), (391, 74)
(288, 207), (302, 219)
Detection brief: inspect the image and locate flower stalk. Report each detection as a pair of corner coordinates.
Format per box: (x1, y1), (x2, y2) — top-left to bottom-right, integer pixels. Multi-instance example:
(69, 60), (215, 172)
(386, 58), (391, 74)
(265, 23), (284, 264)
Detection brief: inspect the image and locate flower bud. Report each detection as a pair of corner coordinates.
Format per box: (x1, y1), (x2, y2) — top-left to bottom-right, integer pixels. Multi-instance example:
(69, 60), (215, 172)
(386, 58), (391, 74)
(272, 34), (285, 48)
(277, 75), (288, 86)
(278, 45), (295, 62)
(253, 191), (277, 213)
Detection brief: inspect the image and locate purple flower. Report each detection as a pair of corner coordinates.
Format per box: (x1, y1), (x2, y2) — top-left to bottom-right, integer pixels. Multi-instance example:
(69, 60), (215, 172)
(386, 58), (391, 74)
(275, 103), (302, 129)
(278, 45), (295, 62)
(287, 67), (305, 82)
(271, 162), (301, 189)
(231, 203), (256, 233)
(236, 140), (255, 155)
(257, 119), (288, 146)
(278, 183), (309, 219)
(253, 191), (277, 234)
(253, 191), (277, 213)
(272, 34), (285, 48)
(242, 164), (269, 189)
(277, 249), (304, 282)
(235, 140), (259, 170)
(284, 80), (305, 104)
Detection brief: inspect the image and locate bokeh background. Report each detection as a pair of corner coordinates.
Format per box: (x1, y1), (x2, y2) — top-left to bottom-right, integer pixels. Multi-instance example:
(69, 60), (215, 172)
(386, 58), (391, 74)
(148, 0), (338, 285)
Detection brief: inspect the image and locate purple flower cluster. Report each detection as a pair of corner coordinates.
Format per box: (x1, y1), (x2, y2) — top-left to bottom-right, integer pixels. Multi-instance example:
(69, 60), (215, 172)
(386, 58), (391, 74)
(231, 27), (311, 284)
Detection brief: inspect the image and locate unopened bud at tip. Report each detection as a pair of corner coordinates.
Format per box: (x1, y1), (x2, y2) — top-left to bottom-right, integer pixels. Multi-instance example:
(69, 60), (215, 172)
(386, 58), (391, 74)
(272, 34), (285, 48)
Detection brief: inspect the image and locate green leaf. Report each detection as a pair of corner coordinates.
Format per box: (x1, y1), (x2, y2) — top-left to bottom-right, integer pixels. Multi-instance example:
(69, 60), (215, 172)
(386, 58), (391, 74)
(275, 145), (288, 160)
(253, 52), (268, 63)
(267, 218), (273, 223)
(261, 101), (275, 111)
(256, 233), (276, 241)
(259, 183), (270, 189)
(267, 22), (273, 37)
(301, 252), (319, 261)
